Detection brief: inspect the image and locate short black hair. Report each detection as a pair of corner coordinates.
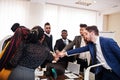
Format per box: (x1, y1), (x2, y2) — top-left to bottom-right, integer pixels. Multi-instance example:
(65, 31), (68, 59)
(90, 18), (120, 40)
(44, 22), (50, 27)
(61, 29), (67, 33)
(45, 63), (65, 79)
(11, 23), (20, 32)
(28, 26), (44, 43)
(80, 24), (87, 28)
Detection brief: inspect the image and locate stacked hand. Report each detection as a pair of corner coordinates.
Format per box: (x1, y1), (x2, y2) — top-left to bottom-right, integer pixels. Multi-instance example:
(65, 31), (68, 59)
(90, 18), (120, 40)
(56, 50), (67, 58)
(51, 50), (67, 62)
(52, 53), (59, 62)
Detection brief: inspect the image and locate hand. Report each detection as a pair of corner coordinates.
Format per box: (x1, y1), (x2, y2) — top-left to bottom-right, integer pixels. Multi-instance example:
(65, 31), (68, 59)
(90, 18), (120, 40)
(52, 52), (59, 62)
(56, 50), (67, 58)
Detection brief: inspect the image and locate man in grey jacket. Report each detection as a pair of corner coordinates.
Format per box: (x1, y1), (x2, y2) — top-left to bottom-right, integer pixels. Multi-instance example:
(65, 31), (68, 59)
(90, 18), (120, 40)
(64, 24), (91, 74)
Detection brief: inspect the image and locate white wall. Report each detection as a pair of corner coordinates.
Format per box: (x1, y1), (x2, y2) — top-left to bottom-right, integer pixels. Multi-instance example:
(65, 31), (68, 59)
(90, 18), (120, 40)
(0, 0), (30, 40)
(0, 0), (103, 47)
(43, 4), (99, 46)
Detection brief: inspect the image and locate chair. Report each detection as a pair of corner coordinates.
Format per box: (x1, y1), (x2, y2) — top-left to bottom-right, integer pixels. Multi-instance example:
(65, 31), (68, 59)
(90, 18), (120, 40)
(84, 63), (105, 80)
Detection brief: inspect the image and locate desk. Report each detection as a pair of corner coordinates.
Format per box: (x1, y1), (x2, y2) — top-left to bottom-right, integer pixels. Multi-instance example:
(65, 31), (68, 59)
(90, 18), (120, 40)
(35, 68), (83, 80)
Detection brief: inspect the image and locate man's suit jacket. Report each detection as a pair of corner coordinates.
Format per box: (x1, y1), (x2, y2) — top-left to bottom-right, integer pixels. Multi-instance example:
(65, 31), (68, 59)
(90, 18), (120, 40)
(41, 34), (53, 68)
(44, 34), (53, 51)
(54, 39), (73, 51)
(64, 36), (82, 51)
(64, 35), (91, 65)
(67, 37), (120, 78)
(54, 39), (75, 68)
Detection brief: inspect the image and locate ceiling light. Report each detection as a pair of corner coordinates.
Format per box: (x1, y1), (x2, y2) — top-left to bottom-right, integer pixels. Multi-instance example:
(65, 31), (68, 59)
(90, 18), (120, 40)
(75, 0), (96, 6)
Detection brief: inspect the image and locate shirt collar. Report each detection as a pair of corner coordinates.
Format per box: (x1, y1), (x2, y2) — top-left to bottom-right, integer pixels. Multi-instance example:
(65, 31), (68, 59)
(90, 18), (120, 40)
(94, 36), (100, 45)
(44, 32), (51, 37)
(62, 38), (67, 41)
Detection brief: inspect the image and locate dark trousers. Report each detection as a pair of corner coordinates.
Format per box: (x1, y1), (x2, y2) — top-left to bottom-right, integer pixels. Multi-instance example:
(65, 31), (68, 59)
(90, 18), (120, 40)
(95, 67), (119, 80)
(77, 58), (88, 72)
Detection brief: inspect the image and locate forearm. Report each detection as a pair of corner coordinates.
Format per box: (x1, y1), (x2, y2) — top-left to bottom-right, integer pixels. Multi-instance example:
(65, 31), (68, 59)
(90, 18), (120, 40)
(64, 42), (74, 51)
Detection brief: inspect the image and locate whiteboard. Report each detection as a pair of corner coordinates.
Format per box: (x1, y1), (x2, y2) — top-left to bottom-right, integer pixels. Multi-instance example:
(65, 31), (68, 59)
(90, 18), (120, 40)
(99, 32), (115, 38)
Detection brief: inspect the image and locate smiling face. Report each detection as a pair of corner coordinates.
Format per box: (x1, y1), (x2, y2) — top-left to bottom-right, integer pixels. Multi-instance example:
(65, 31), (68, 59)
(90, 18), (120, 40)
(83, 26), (99, 43)
(83, 30), (95, 42)
(61, 30), (68, 39)
(80, 27), (86, 36)
(44, 25), (51, 34)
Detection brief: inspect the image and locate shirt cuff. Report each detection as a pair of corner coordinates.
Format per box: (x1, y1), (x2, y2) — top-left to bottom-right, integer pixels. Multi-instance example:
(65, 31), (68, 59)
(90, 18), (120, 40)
(65, 52), (68, 56)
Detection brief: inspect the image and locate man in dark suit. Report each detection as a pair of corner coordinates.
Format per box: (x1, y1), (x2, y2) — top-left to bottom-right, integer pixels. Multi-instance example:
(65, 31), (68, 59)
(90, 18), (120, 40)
(44, 22), (53, 51)
(54, 29), (75, 69)
(58, 26), (120, 80)
(41, 22), (53, 68)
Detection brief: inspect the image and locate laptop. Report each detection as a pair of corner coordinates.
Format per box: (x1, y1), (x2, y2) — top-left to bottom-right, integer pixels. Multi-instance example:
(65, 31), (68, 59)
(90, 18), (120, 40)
(67, 62), (80, 75)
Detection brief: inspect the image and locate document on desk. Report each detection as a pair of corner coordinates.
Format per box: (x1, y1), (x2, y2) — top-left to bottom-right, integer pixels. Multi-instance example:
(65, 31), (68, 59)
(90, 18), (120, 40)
(65, 73), (79, 79)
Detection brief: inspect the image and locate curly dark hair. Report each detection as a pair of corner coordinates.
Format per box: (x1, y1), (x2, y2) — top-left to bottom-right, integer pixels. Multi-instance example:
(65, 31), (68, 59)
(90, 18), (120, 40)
(27, 26), (44, 43)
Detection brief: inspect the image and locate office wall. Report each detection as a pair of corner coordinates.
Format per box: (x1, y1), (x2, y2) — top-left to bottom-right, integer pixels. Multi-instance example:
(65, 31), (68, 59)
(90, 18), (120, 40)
(103, 12), (120, 45)
(0, 0), (30, 40)
(0, 0), (45, 40)
(0, 0), (103, 46)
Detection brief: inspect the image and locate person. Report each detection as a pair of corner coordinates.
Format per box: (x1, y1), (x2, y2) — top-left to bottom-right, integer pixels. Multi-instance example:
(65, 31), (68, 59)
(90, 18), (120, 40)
(54, 29), (75, 68)
(0, 23), (20, 52)
(63, 24), (90, 73)
(41, 22), (54, 68)
(58, 26), (120, 80)
(44, 22), (53, 51)
(45, 63), (65, 80)
(0, 24), (29, 80)
(8, 26), (58, 80)
(2, 23), (21, 49)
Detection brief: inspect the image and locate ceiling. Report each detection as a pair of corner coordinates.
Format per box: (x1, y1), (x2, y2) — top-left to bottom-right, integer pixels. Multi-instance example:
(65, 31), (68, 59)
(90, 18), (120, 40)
(31, 0), (120, 14)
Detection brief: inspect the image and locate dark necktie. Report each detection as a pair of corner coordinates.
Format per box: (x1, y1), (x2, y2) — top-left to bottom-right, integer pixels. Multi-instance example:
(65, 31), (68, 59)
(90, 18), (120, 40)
(94, 43), (97, 64)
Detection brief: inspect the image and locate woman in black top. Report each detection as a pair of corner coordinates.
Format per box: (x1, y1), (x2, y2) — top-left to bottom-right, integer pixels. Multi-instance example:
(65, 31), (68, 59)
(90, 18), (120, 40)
(8, 26), (55, 80)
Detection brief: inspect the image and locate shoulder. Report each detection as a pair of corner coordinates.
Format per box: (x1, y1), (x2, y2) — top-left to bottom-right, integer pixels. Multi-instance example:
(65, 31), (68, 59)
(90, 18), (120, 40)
(75, 35), (81, 38)
(76, 35), (82, 39)
(56, 39), (62, 41)
(100, 37), (114, 42)
(73, 35), (81, 40)
(68, 39), (72, 42)
(99, 37), (118, 47)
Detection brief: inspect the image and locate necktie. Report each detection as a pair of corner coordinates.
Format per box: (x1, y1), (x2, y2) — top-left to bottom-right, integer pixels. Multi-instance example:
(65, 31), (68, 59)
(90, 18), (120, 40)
(64, 40), (66, 45)
(94, 43), (97, 64)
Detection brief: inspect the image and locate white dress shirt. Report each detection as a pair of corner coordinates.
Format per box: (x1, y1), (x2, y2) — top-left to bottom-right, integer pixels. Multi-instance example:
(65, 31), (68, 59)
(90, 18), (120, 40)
(62, 39), (69, 45)
(78, 37), (91, 65)
(44, 32), (51, 37)
(95, 36), (111, 69)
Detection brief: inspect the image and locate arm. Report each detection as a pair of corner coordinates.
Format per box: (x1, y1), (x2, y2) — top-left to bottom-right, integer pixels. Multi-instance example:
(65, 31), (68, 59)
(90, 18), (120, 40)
(54, 40), (60, 52)
(108, 39), (120, 60)
(58, 45), (89, 57)
(46, 50), (54, 62)
(64, 36), (79, 51)
(67, 45), (89, 55)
